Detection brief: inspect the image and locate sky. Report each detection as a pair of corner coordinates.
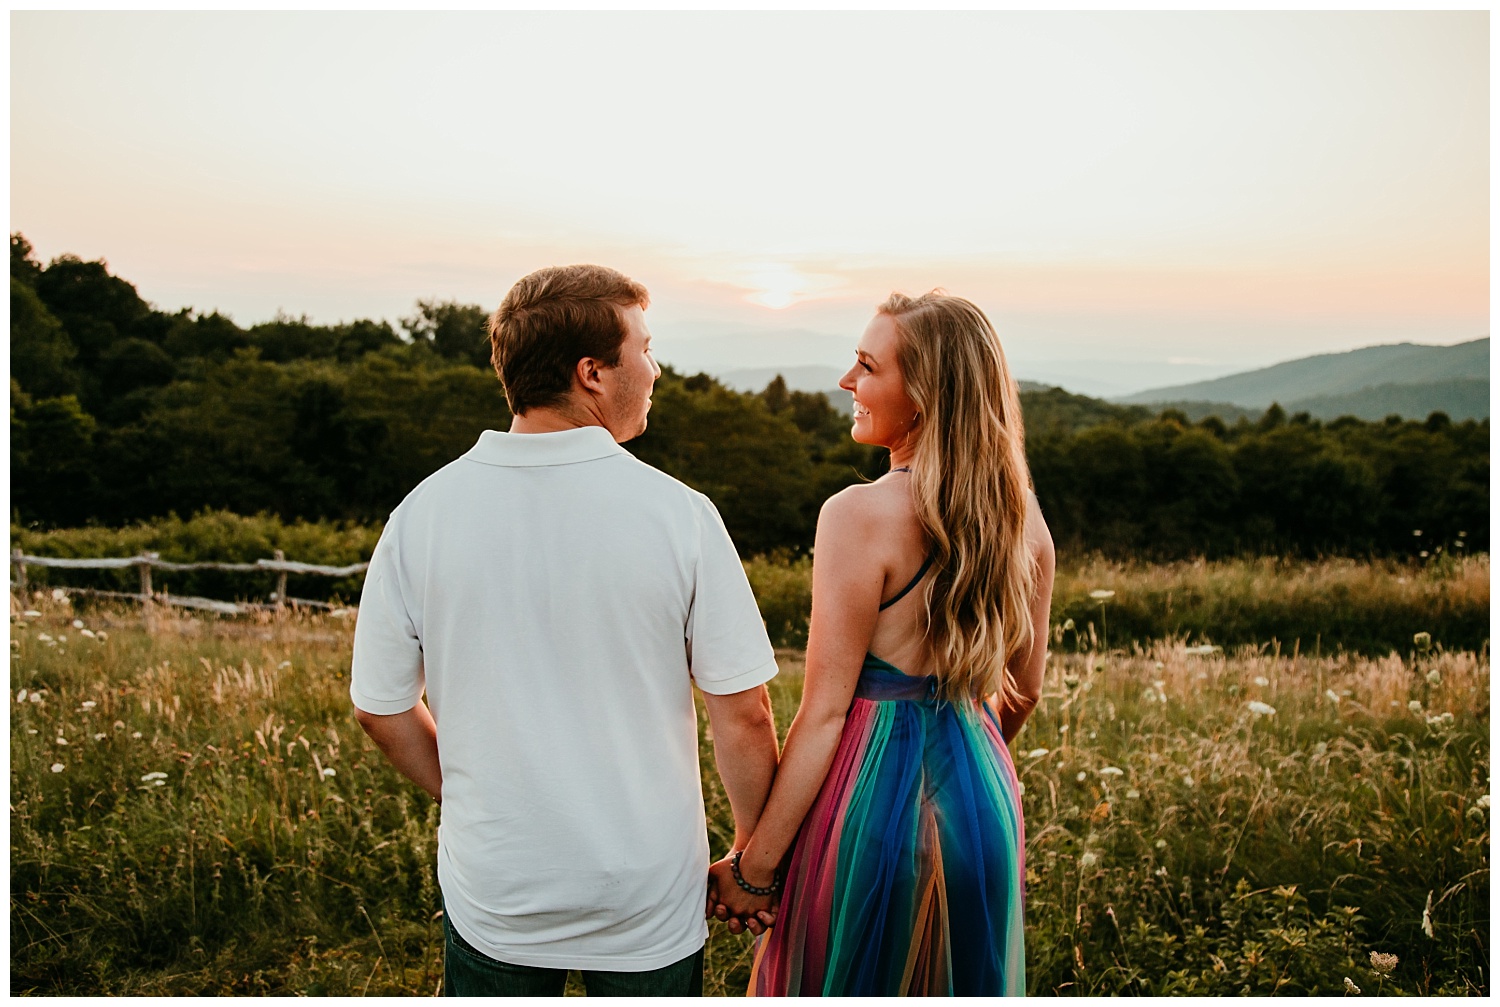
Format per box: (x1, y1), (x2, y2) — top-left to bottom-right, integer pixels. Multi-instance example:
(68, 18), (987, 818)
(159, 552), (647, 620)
(10, 11), (1489, 398)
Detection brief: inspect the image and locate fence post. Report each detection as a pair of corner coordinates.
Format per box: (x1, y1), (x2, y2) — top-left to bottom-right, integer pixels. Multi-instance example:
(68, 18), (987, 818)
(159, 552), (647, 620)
(11, 548), (26, 598)
(138, 553), (158, 630)
(273, 549), (288, 611)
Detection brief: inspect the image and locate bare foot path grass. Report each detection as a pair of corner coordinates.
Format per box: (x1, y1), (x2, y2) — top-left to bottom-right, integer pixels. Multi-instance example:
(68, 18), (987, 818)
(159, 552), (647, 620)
(11, 593), (1489, 995)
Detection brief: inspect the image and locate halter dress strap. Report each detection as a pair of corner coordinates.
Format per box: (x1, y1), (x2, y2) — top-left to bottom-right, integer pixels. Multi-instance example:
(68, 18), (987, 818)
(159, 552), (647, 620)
(879, 551), (936, 611)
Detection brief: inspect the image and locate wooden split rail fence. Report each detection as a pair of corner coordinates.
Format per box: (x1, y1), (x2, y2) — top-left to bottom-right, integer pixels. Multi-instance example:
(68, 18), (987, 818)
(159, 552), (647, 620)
(9, 548), (368, 616)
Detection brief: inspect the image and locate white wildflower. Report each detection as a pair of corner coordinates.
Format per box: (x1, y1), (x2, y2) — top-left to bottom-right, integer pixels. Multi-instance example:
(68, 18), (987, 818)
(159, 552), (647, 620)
(15, 689), (26, 703)
(113, 720), (124, 731)
(1154, 839), (1168, 850)
(1408, 700), (1423, 714)
(26, 729), (37, 735)
(56, 634), (66, 643)
(1154, 661), (1165, 670)
(29, 693), (41, 703)
(1369, 951), (1398, 974)
(55, 736), (68, 746)
(71, 619), (83, 629)
(1016, 781), (1025, 795)
(51, 588), (69, 602)
(1088, 589), (1115, 600)
(1098, 766), (1124, 777)
(1058, 725), (1069, 734)
(81, 700), (96, 710)
(1075, 771), (1088, 782)
(1475, 795), (1490, 810)
(93, 733), (106, 741)
(322, 767), (336, 778)
(1421, 891), (1434, 938)
(278, 661), (292, 669)
(1247, 700), (1277, 717)
(1125, 789), (1141, 799)
(22, 609), (40, 618)
(96, 631), (107, 641)
(80, 629), (96, 639)
(36, 633), (52, 643)
(1254, 676), (1269, 687)
(1182, 775), (1195, 787)
(1061, 618), (1075, 632)
(140, 771), (168, 782)
(1344, 977), (1361, 995)
(1426, 669), (1442, 685)
(1026, 748), (1049, 759)
(1079, 851), (1099, 867)
(1325, 689), (1340, 705)
(1183, 644), (1218, 656)
(131, 731), (142, 739)
(50, 762), (64, 773)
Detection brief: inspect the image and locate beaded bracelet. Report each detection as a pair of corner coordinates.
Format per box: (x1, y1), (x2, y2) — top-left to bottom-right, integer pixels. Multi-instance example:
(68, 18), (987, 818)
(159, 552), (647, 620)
(730, 850), (782, 896)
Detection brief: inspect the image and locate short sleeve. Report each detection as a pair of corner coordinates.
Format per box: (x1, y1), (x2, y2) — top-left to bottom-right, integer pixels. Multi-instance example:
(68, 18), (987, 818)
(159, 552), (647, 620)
(350, 520), (426, 715)
(685, 494), (779, 695)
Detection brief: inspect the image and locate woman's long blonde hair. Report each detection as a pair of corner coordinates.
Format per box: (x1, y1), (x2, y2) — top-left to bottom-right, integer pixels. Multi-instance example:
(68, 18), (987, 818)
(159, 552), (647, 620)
(881, 291), (1037, 702)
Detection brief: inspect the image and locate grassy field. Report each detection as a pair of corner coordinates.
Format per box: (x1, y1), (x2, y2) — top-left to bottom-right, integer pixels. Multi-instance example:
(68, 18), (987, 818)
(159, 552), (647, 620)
(10, 591), (1490, 995)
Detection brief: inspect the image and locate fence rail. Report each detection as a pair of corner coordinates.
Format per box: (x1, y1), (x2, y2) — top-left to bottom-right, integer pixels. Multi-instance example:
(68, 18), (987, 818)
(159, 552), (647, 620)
(10, 549), (367, 616)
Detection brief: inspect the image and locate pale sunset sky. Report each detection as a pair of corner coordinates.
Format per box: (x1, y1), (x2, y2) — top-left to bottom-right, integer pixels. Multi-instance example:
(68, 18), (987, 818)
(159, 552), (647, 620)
(10, 11), (1489, 397)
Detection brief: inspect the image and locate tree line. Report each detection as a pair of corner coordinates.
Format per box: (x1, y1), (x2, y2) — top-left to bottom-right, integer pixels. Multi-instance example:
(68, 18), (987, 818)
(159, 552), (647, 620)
(10, 234), (1488, 559)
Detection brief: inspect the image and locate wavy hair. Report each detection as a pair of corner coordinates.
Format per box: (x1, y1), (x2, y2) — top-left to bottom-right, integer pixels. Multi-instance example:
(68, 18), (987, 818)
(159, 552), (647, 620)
(880, 291), (1037, 702)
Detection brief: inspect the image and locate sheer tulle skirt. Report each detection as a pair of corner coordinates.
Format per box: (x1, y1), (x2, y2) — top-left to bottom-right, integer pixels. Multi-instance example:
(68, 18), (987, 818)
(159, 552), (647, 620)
(749, 657), (1025, 997)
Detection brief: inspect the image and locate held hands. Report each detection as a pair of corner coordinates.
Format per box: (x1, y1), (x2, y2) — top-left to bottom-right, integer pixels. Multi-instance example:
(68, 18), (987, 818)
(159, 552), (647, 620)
(706, 855), (778, 937)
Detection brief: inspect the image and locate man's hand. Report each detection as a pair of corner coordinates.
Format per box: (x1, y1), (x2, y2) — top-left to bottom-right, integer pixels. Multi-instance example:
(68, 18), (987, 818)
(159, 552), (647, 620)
(706, 855), (777, 937)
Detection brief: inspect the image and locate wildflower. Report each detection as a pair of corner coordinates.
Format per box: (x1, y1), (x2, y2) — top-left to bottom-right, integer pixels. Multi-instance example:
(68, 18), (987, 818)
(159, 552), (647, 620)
(1476, 794), (1490, 810)
(50, 763), (64, 773)
(22, 609), (40, 618)
(1426, 669), (1441, 685)
(1088, 589), (1115, 600)
(1142, 687), (1158, 703)
(1419, 550), (1429, 558)
(1154, 661), (1164, 670)
(1421, 891), (1434, 938)
(1314, 742), (1328, 757)
(1098, 766), (1124, 777)
(322, 767), (336, 778)
(57, 634), (66, 643)
(1125, 789), (1141, 799)
(96, 631), (107, 641)
(36, 633), (52, 643)
(1412, 529), (1422, 537)
(1154, 839), (1167, 850)
(1061, 618), (1075, 632)
(1182, 775), (1195, 787)
(1076, 771), (1088, 782)
(278, 660), (292, 669)
(71, 619), (83, 629)
(1408, 700), (1423, 714)
(113, 721), (125, 731)
(1058, 725), (1069, 734)
(1253, 676), (1269, 687)
(15, 689), (26, 703)
(1026, 748), (1049, 759)
(1325, 689), (1341, 705)
(1183, 644), (1218, 656)
(131, 731), (143, 739)
(140, 771), (168, 782)
(55, 737), (68, 746)
(27, 729), (37, 735)
(1227, 684), (1239, 695)
(51, 588), (68, 602)
(81, 700), (96, 710)
(1344, 977), (1361, 994)
(29, 693), (41, 703)
(80, 629), (96, 639)
(1247, 700), (1276, 717)
(1368, 951), (1398, 974)
(1079, 851), (1099, 867)
(1426, 712), (1455, 728)
(93, 733), (106, 741)
(1154, 866), (1169, 877)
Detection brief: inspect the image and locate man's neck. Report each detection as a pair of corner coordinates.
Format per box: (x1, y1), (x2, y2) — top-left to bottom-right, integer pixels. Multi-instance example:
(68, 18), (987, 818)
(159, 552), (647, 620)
(509, 403), (604, 435)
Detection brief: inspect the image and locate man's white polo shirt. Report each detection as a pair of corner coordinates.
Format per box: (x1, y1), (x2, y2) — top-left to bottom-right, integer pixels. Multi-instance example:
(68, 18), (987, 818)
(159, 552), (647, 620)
(351, 426), (778, 971)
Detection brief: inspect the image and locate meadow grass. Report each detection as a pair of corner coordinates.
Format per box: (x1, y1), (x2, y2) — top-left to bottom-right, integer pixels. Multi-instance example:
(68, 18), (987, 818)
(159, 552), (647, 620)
(10, 591), (1489, 995)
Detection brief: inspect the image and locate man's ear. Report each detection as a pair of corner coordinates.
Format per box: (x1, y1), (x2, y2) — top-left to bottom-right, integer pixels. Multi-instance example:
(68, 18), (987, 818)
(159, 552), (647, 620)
(575, 356), (607, 396)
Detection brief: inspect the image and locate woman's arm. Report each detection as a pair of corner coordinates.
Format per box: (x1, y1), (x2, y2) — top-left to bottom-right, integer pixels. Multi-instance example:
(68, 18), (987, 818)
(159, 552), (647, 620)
(712, 489), (885, 916)
(993, 493), (1056, 742)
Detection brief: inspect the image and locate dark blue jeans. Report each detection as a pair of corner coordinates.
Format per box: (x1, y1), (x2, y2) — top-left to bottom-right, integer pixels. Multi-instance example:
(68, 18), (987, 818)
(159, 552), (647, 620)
(442, 913), (704, 997)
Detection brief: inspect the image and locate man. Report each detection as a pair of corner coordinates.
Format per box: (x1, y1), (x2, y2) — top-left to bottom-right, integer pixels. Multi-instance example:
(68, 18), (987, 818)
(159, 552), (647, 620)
(350, 265), (781, 996)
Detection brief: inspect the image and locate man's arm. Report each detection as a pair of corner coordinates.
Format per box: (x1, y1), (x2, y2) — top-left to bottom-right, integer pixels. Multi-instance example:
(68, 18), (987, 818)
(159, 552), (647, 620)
(700, 684), (779, 849)
(354, 701), (443, 803)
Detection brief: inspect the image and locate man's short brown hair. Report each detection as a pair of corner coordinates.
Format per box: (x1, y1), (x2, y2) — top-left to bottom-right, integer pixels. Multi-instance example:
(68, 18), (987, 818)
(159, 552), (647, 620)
(488, 265), (651, 414)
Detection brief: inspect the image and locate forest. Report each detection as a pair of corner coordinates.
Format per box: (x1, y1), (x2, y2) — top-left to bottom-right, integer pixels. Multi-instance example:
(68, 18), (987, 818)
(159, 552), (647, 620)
(10, 234), (1489, 559)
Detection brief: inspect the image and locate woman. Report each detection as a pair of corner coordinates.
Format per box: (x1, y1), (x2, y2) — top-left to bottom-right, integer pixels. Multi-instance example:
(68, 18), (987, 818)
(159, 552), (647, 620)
(709, 291), (1055, 996)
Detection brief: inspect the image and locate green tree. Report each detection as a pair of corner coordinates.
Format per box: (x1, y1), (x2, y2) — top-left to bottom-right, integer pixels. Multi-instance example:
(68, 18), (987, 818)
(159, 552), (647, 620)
(401, 299), (492, 368)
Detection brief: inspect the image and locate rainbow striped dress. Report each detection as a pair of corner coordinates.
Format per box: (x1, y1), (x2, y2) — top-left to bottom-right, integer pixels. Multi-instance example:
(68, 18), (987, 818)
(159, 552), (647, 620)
(749, 655), (1026, 996)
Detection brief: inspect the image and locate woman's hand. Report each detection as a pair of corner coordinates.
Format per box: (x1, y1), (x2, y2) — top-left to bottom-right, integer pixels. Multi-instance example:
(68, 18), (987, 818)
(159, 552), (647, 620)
(706, 855), (777, 936)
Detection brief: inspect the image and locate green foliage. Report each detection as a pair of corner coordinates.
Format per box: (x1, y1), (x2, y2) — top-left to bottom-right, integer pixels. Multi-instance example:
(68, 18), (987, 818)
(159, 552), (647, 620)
(743, 552), (813, 647)
(7, 233), (1489, 561)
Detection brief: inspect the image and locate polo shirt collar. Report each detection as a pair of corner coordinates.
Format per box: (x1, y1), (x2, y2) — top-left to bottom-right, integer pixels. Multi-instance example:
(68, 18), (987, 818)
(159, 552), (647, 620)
(463, 426), (627, 468)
